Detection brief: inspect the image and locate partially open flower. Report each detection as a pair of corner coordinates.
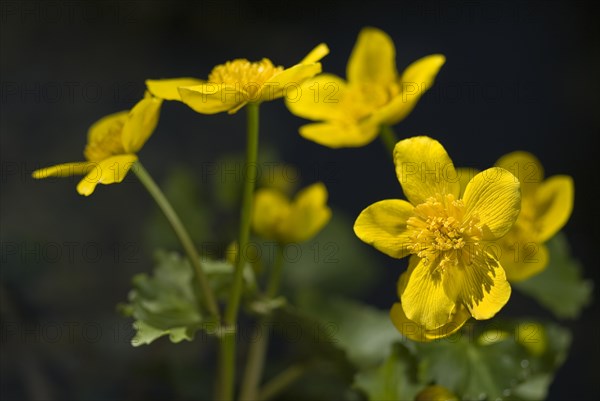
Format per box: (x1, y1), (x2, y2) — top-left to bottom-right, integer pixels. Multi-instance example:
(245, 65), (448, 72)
(252, 182), (331, 244)
(32, 94), (162, 196)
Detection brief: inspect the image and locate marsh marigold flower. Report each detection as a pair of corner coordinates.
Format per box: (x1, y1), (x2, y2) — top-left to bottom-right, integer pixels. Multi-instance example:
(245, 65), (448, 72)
(354, 136), (521, 341)
(146, 44), (329, 115)
(415, 385), (459, 401)
(493, 151), (574, 281)
(285, 27), (445, 148)
(252, 182), (331, 244)
(32, 94), (162, 196)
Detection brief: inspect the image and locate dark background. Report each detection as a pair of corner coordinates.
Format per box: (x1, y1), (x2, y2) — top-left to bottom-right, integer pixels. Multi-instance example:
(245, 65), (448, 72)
(1, 0), (599, 400)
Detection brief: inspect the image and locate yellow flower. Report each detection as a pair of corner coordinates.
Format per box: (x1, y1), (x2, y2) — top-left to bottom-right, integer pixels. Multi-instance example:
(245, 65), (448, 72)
(252, 182), (331, 244)
(285, 27), (445, 148)
(354, 136), (521, 341)
(146, 44), (329, 115)
(493, 151), (574, 281)
(477, 322), (547, 356)
(32, 94), (162, 196)
(415, 385), (459, 401)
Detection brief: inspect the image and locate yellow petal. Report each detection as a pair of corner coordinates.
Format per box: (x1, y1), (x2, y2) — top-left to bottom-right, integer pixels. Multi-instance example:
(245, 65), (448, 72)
(400, 54), (446, 89)
(456, 167), (479, 197)
(32, 162), (94, 179)
(451, 250), (511, 320)
(500, 241), (549, 282)
(264, 63), (323, 102)
(76, 154), (138, 196)
(514, 322), (547, 357)
(87, 110), (129, 146)
(281, 182), (331, 243)
(121, 95), (162, 154)
(299, 121), (379, 148)
(463, 167), (521, 240)
(284, 74), (348, 121)
(393, 136), (460, 205)
(178, 84), (248, 114)
(347, 27), (397, 86)
(400, 255), (457, 330)
(300, 43), (330, 64)
(390, 302), (470, 342)
(145, 78), (205, 101)
(354, 199), (414, 259)
(535, 175), (574, 242)
(370, 54), (445, 126)
(415, 385), (460, 401)
(495, 151), (544, 197)
(251, 188), (291, 240)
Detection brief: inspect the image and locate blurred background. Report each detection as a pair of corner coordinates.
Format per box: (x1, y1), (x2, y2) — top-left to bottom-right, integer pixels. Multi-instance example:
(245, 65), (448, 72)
(1, 0), (599, 399)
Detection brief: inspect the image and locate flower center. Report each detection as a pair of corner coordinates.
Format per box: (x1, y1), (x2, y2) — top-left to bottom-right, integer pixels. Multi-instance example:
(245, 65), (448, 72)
(83, 120), (125, 161)
(407, 194), (483, 269)
(208, 58), (284, 99)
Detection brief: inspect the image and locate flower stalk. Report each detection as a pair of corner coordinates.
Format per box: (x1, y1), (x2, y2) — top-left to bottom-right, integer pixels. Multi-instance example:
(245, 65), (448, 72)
(239, 244), (285, 400)
(379, 125), (398, 158)
(132, 161), (221, 321)
(220, 101), (261, 400)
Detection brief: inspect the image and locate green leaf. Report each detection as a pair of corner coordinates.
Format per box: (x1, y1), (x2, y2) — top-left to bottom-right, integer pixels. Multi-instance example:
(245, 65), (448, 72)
(274, 303), (354, 371)
(354, 343), (423, 401)
(515, 232), (593, 319)
(131, 321), (195, 346)
(120, 250), (255, 346)
(415, 320), (571, 401)
(270, 297), (401, 399)
(119, 250), (203, 346)
(296, 295), (398, 368)
(201, 257), (257, 299)
(510, 322), (571, 400)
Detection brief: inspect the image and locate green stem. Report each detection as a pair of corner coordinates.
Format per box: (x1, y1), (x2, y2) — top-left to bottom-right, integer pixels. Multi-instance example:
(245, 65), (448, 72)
(257, 364), (307, 401)
(132, 160), (220, 321)
(238, 323), (270, 401)
(379, 125), (398, 158)
(265, 243), (285, 298)
(239, 244), (285, 400)
(225, 102), (260, 324)
(217, 329), (236, 400)
(220, 102), (261, 401)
